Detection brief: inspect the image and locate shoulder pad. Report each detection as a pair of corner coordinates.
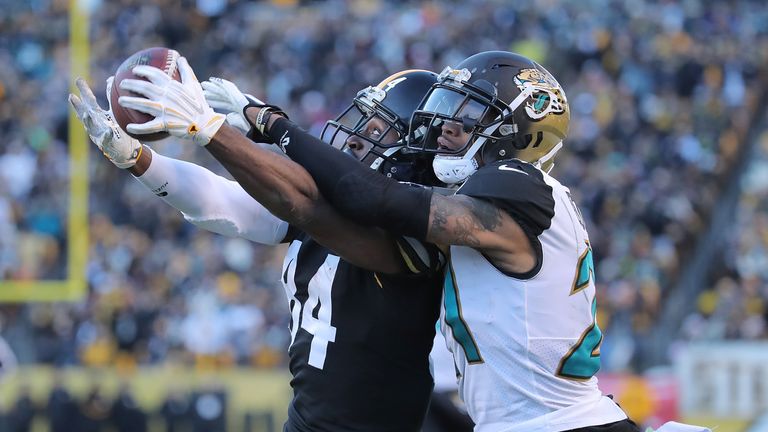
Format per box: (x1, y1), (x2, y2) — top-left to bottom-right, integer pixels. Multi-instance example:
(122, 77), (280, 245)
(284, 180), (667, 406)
(457, 159), (555, 236)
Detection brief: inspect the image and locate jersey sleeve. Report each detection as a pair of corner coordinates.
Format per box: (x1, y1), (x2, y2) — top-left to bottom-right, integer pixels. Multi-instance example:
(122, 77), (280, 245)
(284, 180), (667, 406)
(134, 148), (290, 245)
(456, 160), (555, 237)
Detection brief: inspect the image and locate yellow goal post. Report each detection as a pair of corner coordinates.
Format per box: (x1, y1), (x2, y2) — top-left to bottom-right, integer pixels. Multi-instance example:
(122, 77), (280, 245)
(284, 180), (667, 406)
(0, 0), (89, 302)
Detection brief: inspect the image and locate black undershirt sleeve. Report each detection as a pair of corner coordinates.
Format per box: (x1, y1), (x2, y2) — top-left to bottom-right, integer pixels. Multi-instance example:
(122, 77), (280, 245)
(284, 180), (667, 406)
(268, 117), (432, 240)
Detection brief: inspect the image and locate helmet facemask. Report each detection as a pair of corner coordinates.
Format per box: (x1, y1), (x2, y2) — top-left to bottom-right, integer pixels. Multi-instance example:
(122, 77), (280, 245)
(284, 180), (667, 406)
(321, 69), (444, 185)
(321, 85), (408, 172)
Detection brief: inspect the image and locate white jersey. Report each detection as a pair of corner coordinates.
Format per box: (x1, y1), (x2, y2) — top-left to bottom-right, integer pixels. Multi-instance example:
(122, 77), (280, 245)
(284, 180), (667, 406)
(440, 160), (627, 432)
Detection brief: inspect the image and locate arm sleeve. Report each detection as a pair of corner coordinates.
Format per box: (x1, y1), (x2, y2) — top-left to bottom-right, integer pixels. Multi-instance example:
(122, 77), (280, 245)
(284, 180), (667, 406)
(133, 148), (289, 245)
(269, 118), (432, 240)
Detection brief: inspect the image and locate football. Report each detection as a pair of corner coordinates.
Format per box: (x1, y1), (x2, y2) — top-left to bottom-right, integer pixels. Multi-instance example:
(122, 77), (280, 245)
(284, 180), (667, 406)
(110, 47), (181, 141)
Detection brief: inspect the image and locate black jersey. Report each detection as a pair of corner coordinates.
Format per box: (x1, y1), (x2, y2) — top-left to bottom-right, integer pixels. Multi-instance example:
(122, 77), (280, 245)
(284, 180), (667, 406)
(281, 230), (444, 432)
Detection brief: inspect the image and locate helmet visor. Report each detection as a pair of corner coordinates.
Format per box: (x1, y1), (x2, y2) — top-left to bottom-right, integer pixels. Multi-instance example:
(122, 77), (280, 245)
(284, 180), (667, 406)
(409, 86), (503, 155)
(421, 88), (489, 123)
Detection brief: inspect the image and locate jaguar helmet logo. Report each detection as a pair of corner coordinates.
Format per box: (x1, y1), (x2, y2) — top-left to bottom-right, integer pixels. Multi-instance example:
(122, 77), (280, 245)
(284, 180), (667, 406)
(514, 68), (566, 121)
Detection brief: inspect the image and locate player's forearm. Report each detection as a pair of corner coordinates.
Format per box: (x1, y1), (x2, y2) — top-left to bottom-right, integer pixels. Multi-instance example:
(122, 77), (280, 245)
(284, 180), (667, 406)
(206, 124), (321, 226)
(206, 125), (415, 273)
(131, 146), (288, 244)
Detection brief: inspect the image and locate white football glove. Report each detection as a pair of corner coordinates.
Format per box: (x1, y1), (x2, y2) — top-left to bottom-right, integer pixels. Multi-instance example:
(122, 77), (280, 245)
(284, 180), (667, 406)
(117, 57), (226, 146)
(68, 77), (142, 169)
(201, 77), (263, 135)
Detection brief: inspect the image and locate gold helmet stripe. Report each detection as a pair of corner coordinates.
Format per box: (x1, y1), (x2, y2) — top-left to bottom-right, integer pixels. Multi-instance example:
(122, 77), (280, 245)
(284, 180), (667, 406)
(376, 69), (431, 89)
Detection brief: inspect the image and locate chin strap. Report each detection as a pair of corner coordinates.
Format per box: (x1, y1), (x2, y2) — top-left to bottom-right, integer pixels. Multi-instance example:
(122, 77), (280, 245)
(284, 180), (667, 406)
(532, 141), (563, 173)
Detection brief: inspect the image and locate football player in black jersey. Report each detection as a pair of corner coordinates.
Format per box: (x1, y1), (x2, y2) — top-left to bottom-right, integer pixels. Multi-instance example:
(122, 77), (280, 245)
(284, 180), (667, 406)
(70, 68), (448, 431)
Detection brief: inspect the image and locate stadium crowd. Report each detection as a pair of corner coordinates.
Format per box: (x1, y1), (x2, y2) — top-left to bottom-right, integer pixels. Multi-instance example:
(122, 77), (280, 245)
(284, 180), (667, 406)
(2, 0), (768, 382)
(680, 125), (768, 343)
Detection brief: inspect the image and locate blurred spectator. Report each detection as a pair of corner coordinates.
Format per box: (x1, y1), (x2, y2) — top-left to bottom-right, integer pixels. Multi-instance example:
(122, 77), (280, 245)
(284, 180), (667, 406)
(161, 389), (192, 432)
(47, 375), (77, 432)
(191, 388), (227, 432)
(0, 333), (18, 380)
(7, 385), (34, 432)
(76, 386), (110, 432)
(110, 384), (148, 432)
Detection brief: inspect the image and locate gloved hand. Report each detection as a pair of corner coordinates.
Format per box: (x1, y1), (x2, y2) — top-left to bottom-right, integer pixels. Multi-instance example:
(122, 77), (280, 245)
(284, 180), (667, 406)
(201, 77), (259, 135)
(68, 77), (142, 168)
(117, 57), (226, 146)
(202, 76), (288, 144)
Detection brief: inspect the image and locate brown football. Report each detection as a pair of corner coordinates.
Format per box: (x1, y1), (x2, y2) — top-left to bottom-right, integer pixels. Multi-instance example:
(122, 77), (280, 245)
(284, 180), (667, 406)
(110, 47), (181, 141)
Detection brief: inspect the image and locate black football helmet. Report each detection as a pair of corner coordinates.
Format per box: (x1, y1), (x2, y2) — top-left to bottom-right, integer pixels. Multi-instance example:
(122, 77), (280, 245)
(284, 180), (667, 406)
(407, 51), (570, 184)
(321, 70), (440, 184)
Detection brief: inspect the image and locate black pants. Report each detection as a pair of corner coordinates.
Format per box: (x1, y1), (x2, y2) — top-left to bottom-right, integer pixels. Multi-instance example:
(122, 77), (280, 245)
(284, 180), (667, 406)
(567, 419), (640, 432)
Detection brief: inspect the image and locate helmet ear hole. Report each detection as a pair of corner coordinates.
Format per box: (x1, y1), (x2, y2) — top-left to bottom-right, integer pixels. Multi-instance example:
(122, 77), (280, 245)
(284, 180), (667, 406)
(513, 135), (531, 150)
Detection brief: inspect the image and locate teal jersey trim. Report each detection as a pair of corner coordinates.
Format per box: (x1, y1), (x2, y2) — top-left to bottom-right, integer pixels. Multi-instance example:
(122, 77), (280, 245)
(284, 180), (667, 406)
(557, 297), (603, 380)
(443, 265), (483, 363)
(571, 245), (594, 295)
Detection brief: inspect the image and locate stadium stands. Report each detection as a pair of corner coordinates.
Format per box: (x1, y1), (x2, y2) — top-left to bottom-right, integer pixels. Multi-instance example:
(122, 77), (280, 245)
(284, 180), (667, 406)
(2, 0), (768, 427)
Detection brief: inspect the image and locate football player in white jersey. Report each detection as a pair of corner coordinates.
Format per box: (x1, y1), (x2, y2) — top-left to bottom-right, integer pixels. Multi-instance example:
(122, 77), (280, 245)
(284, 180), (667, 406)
(222, 51), (640, 432)
(102, 50), (639, 431)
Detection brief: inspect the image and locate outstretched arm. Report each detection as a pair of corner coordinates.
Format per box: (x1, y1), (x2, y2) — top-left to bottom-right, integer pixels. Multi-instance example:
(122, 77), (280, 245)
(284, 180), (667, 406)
(130, 145), (289, 245)
(69, 78), (288, 245)
(204, 124), (419, 274)
(259, 112), (537, 275)
(115, 59), (429, 275)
